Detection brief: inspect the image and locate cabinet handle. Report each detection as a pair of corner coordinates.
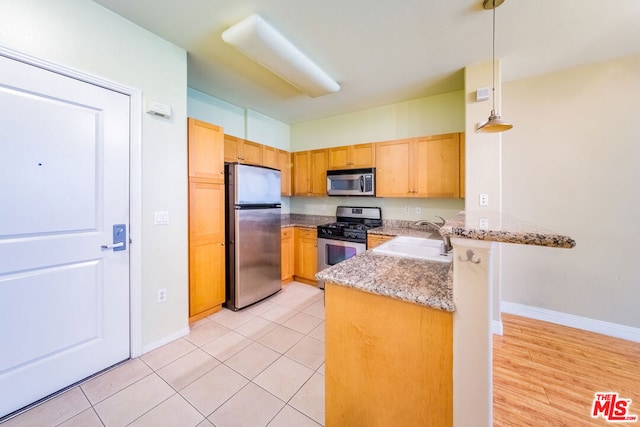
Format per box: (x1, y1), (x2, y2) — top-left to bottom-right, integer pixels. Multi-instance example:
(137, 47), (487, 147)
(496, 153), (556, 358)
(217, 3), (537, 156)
(221, 242), (225, 246)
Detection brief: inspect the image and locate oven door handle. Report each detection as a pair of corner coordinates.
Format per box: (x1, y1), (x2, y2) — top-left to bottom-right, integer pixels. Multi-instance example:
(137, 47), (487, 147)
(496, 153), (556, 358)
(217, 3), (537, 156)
(360, 176), (364, 192)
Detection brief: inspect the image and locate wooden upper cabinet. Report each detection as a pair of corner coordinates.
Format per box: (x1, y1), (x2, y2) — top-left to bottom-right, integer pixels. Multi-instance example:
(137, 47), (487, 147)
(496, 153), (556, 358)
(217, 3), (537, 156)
(328, 143), (375, 170)
(293, 149), (328, 196)
(262, 145), (278, 169)
(375, 133), (462, 198)
(277, 149), (292, 196)
(375, 138), (413, 197)
(309, 149), (328, 196)
(239, 139), (262, 165)
(413, 133), (460, 198)
(459, 132), (466, 199)
(223, 134), (262, 165)
(188, 118), (224, 183)
(293, 151), (311, 196)
(223, 134), (237, 163)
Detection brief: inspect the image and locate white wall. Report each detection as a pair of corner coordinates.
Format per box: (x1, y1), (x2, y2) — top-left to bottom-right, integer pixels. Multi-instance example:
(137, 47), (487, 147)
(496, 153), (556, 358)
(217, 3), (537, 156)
(0, 0), (189, 348)
(501, 54), (640, 329)
(463, 61), (505, 330)
(188, 88), (290, 151)
(291, 91), (465, 151)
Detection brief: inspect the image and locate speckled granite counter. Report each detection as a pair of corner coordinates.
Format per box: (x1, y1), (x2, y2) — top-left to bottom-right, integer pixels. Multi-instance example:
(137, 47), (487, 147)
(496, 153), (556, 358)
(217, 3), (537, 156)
(281, 214), (332, 229)
(368, 225), (440, 240)
(440, 212), (576, 248)
(316, 251), (454, 312)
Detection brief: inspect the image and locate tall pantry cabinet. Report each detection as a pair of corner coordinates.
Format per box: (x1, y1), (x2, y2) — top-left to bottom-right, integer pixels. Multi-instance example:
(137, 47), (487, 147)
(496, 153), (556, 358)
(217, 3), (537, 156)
(187, 118), (226, 323)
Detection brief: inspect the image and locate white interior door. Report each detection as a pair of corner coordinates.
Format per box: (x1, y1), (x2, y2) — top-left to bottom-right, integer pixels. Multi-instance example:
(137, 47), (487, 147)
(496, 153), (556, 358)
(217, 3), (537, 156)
(0, 54), (130, 418)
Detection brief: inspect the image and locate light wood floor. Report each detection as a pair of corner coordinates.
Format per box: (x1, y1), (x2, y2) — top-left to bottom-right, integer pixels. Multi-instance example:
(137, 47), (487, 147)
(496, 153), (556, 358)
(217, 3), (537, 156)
(493, 313), (640, 426)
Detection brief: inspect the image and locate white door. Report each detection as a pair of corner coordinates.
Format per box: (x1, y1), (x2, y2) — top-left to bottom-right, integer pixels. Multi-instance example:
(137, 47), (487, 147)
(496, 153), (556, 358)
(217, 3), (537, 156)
(0, 54), (130, 418)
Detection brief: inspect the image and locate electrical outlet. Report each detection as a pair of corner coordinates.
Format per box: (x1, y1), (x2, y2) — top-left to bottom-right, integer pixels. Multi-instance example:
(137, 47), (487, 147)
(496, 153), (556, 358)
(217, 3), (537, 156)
(404, 206), (410, 214)
(479, 218), (489, 229)
(320, 203), (326, 211)
(415, 207), (422, 214)
(157, 288), (167, 303)
(479, 194), (489, 206)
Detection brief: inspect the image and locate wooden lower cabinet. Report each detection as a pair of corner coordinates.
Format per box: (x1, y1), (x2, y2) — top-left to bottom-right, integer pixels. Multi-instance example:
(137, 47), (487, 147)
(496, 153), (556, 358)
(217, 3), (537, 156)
(281, 227), (294, 283)
(325, 283), (453, 426)
(188, 180), (225, 322)
(367, 234), (394, 249)
(189, 240), (225, 320)
(294, 227), (318, 285)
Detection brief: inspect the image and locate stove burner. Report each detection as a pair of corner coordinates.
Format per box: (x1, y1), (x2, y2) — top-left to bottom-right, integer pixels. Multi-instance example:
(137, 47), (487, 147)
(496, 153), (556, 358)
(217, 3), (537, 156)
(317, 206), (382, 244)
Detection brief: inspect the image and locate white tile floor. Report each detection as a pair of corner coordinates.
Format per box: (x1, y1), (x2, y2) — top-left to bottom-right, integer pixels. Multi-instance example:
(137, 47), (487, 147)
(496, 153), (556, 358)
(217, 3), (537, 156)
(3, 282), (325, 427)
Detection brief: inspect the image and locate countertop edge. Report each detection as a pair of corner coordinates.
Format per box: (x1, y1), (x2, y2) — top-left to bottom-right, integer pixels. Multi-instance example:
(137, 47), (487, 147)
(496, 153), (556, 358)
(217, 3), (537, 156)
(316, 251), (455, 313)
(439, 212), (576, 249)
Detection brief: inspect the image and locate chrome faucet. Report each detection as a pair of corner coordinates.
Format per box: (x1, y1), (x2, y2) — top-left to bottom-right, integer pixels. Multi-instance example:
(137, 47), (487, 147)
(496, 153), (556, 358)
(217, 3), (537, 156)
(414, 216), (452, 255)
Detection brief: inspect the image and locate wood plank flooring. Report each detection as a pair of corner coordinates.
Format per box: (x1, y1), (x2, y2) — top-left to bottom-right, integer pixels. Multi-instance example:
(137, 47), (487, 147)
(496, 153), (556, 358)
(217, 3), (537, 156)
(493, 313), (640, 426)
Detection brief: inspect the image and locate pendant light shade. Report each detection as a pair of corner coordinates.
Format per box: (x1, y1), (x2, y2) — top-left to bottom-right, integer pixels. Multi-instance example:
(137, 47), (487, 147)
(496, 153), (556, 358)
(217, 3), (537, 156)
(477, 0), (513, 133)
(477, 109), (512, 133)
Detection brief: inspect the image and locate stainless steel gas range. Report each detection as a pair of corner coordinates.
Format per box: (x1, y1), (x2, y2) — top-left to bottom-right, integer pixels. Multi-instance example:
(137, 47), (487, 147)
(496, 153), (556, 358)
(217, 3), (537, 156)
(316, 206), (382, 289)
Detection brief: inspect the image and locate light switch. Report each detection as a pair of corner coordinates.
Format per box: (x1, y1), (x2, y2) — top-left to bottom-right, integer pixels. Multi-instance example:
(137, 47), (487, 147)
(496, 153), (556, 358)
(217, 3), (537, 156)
(154, 211), (169, 225)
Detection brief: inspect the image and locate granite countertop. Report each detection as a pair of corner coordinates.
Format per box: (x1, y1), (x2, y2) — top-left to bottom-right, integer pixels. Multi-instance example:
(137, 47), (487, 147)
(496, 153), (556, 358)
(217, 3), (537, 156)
(281, 214), (333, 229)
(316, 251), (454, 312)
(368, 225), (440, 240)
(440, 211), (576, 248)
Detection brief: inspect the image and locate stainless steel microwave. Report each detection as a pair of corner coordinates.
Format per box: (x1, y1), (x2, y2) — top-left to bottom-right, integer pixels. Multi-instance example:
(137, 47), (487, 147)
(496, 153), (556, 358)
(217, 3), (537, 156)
(326, 168), (375, 196)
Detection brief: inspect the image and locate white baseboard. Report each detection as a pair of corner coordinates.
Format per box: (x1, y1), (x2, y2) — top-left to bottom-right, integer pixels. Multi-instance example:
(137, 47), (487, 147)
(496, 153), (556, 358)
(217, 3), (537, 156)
(141, 326), (191, 355)
(492, 319), (503, 336)
(501, 302), (640, 343)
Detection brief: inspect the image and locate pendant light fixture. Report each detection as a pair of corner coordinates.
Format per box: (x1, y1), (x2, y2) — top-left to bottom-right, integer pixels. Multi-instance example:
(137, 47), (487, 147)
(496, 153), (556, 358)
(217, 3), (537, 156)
(477, 0), (513, 133)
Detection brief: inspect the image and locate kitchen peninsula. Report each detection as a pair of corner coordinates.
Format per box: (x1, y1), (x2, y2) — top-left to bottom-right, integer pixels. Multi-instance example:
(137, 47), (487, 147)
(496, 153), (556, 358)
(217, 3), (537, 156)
(318, 211), (575, 427)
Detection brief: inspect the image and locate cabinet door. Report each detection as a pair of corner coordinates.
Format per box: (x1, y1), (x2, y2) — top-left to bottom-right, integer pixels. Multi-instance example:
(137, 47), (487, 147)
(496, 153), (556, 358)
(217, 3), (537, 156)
(262, 145), (278, 169)
(278, 149), (292, 196)
(300, 237), (317, 281)
(309, 149), (328, 196)
(224, 134), (239, 163)
(189, 182), (225, 243)
(281, 227), (294, 282)
(375, 140), (412, 197)
(328, 146), (350, 170)
(351, 143), (375, 168)
(188, 181), (225, 320)
(459, 133), (465, 199)
(189, 241), (225, 317)
(293, 151), (310, 195)
(294, 228), (318, 283)
(188, 118), (224, 183)
(367, 234), (394, 249)
(413, 134), (460, 198)
(239, 139), (263, 165)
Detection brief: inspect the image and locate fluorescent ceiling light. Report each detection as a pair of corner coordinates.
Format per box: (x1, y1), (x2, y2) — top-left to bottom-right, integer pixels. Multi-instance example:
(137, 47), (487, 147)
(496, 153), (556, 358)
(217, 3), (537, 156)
(222, 14), (340, 98)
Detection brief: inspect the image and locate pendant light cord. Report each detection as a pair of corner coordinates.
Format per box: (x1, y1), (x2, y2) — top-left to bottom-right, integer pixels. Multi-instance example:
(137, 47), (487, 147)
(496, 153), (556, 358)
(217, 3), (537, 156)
(491, 0), (496, 113)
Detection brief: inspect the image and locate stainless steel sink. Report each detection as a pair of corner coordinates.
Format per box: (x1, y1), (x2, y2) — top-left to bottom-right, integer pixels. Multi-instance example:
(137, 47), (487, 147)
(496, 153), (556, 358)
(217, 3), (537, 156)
(371, 236), (452, 263)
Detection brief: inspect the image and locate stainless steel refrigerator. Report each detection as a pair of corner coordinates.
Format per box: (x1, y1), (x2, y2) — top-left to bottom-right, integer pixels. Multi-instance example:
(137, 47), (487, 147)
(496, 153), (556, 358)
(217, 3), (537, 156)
(225, 163), (282, 310)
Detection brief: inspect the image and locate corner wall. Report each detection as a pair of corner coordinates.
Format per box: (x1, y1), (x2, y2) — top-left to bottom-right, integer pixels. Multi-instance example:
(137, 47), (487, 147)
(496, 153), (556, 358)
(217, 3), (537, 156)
(501, 54), (640, 329)
(0, 0), (189, 348)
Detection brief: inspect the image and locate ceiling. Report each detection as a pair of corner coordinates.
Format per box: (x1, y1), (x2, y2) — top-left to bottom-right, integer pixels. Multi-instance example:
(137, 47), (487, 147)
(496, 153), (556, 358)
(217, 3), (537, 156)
(93, 0), (640, 124)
